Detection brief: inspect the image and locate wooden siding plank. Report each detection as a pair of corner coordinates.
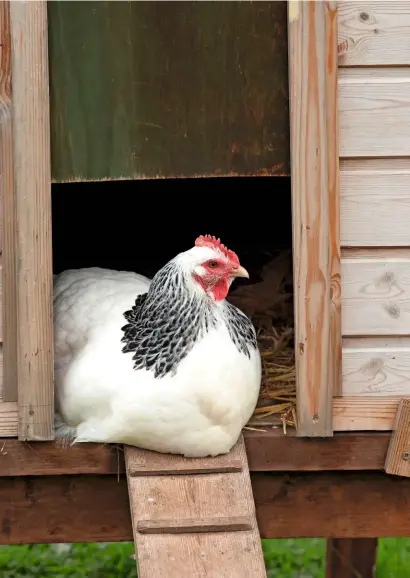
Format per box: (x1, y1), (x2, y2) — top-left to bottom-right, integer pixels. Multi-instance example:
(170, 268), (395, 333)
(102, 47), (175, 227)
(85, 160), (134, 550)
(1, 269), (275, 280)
(342, 345), (410, 396)
(288, 0), (341, 436)
(342, 257), (410, 336)
(10, 1), (54, 440)
(47, 1), (289, 181)
(333, 396), (399, 431)
(339, 69), (410, 158)
(340, 158), (410, 247)
(0, 1), (17, 401)
(338, 2), (410, 66)
(4, 472), (410, 543)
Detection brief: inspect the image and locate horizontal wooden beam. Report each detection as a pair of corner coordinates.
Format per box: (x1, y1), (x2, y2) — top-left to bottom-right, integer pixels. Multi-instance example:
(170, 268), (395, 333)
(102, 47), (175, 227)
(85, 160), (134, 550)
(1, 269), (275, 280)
(1, 398), (400, 438)
(1, 470), (410, 544)
(0, 431), (391, 476)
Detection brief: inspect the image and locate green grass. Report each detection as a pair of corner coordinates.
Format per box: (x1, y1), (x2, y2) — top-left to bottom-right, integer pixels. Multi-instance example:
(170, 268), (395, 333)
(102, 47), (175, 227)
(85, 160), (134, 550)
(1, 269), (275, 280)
(0, 539), (410, 577)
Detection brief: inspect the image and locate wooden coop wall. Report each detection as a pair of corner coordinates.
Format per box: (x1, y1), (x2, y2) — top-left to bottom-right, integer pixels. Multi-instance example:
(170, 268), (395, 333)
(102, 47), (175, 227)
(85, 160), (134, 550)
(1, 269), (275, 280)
(0, 2), (16, 435)
(0, 1), (290, 439)
(0, 1), (54, 440)
(336, 1), (410, 431)
(4, 0), (406, 440)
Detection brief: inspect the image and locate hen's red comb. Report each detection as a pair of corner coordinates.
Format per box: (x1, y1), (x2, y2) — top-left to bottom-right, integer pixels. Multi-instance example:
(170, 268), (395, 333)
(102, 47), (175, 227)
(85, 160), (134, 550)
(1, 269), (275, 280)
(195, 234), (240, 265)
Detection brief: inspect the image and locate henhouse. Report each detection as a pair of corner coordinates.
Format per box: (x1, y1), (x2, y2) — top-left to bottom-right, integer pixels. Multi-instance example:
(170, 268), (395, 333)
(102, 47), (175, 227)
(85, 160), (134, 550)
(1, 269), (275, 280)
(1, 1), (410, 576)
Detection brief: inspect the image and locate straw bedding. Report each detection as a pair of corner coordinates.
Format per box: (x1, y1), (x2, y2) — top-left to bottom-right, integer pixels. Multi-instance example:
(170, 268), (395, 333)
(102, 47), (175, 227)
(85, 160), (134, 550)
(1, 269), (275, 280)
(227, 250), (296, 433)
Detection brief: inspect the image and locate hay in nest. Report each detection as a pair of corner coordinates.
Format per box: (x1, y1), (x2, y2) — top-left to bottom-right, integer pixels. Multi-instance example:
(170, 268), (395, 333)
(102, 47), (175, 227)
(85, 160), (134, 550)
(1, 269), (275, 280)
(227, 250), (296, 433)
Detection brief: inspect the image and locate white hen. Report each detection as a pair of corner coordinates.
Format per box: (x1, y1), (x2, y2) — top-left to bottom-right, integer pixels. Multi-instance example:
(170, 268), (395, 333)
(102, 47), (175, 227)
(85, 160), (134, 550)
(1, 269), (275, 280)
(54, 234), (261, 457)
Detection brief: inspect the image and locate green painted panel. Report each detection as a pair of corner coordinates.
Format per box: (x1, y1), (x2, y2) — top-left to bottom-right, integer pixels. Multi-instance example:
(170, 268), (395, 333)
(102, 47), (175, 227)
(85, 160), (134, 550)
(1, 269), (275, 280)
(48, 1), (289, 182)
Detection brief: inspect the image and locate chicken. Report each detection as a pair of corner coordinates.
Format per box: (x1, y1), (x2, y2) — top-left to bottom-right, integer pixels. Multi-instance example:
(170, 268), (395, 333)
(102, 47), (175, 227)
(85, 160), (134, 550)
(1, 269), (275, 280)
(53, 235), (261, 457)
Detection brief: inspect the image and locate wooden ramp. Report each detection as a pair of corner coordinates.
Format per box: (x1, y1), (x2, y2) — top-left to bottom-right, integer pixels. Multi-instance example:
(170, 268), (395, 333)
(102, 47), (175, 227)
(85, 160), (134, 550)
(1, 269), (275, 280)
(124, 435), (267, 577)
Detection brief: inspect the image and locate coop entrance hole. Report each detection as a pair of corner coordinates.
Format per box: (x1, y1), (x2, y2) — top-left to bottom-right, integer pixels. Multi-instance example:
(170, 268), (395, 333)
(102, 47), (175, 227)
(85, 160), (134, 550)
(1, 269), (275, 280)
(51, 176), (296, 428)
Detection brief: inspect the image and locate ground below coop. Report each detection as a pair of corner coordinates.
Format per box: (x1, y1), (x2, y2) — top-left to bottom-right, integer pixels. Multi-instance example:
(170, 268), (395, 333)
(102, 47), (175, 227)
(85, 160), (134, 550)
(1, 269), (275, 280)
(52, 177), (296, 430)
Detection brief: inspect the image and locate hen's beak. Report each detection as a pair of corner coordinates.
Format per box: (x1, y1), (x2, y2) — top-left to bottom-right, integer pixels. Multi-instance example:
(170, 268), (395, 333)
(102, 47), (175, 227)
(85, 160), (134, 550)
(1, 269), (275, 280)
(231, 264), (249, 279)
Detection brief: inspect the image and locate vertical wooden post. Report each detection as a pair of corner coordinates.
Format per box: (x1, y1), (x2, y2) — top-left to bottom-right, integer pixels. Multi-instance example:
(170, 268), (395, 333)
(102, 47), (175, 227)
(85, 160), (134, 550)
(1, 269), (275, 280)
(10, 0), (54, 440)
(288, 0), (341, 437)
(0, 1), (18, 402)
(326, 538), (378, 578)
(385, 398), (410, 477)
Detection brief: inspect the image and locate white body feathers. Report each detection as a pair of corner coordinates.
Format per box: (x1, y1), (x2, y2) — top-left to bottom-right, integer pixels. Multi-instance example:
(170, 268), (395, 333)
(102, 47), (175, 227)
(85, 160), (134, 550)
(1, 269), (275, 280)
(54, 247), (261, 458)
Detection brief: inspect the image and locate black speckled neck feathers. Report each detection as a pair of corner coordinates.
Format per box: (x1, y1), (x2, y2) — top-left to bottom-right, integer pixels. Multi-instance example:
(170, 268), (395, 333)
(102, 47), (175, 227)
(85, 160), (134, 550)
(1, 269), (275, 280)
(120, 260), (257, 378)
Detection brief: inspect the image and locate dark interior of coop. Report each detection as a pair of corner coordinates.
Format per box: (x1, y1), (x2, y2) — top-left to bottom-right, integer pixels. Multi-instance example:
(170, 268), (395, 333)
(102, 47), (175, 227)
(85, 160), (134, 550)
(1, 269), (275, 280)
(51, 177), (295, 425)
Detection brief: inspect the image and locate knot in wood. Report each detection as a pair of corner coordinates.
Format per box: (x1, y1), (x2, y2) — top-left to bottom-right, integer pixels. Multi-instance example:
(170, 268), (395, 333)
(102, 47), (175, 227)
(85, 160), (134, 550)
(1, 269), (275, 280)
(362, 358), (383, 377)
(380, 272), (395, 286)
(385, 303), (400, 319)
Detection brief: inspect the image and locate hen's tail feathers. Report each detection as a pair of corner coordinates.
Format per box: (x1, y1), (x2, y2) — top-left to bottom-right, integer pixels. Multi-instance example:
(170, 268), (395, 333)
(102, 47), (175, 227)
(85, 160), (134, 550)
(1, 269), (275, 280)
(54, 412), (77, 448)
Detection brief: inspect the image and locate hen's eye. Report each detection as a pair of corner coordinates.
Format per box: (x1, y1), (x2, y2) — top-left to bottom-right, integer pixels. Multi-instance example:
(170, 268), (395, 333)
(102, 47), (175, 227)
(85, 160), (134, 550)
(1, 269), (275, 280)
(208, 261), (218, 268)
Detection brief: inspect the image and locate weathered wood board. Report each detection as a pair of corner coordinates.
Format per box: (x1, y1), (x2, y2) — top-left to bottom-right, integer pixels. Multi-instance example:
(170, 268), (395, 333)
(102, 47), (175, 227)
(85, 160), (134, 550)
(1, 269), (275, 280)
(385, 398), (410, 477)
(5, 471), (410, 543)
(0, 432), (399, 476)
(337, 1), (410, 432)
(340, 159), (410, 247)
(288, 0), (340, 436)
(338, 2), (410, 66)
(341, 254), (410, 336)
(342, 341), (410, 396)
(47, 0), (289, 182)
(125, 437), (267, 578)
(0, 0), (18, 403)
(333, 396), (399, 431)
(10, 0), (54, 440)
(326, 538), (378, 578)
(339, 68), (410, 158)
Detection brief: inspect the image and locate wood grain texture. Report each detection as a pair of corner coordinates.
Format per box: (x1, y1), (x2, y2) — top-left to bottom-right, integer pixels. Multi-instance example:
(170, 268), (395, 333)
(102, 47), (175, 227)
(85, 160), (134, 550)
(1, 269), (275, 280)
(339, 68), (410, 158)
(0, 1), (17, 401)
(0, 431), (393, 474)
(0, 399), (399, 440)
(127, 449), (243, 476)
(48, 1), (289, 181)
(333, 396), (399, 431)
(342, 257), (410, 336)
(340, 158), (410, 247)
(0, 266), (3, 342)
(385, 398), (410, 477)
(342, 345), (410, 397)
(326, 538), (378, 578)
(0, 345), (18, 437)
(0, 431), (395, 476)
(125, 437), (267, 578)
(10, 0), (54, 440)
(288, 1), (340, 436)
(338, 2), (410, 66)
(0, 404), (18, 437)
(4, 471), (410, 543)
(136, 517), (253, 535)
